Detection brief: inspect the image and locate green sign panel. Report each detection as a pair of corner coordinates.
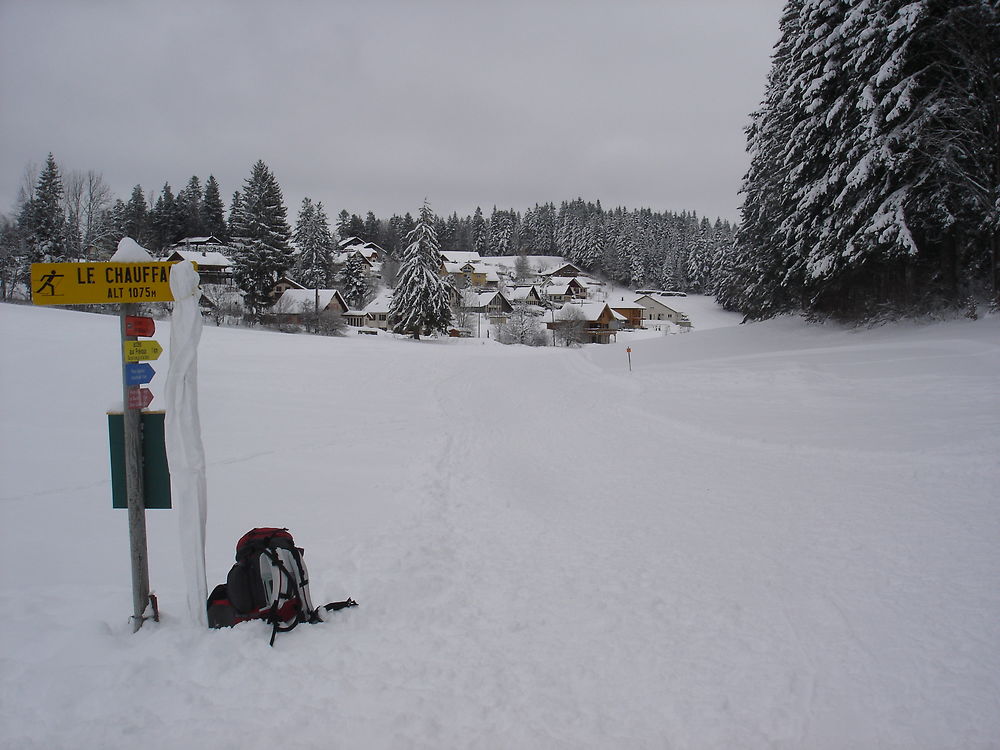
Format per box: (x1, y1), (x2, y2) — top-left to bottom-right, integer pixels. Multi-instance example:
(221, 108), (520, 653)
(108, 411), (172, 509)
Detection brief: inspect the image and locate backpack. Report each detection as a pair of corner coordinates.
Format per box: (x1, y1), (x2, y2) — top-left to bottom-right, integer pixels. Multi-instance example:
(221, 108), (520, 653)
(207, 527), (357, 645)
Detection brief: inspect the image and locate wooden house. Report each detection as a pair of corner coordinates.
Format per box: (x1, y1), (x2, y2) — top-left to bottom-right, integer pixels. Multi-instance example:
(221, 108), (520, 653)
(508, 285), (546, 307)
(164, 240), (234, 285)
(268, 275), (306, 302)
(344, 291), (393, 330)
(542, 261), (586, 279)
(270, 289), (349, 325)
(609, 298), (646, 329)
(462, 290), (514, 321)
(546, 302), (625, 344)
(442, 261), (500, 290)
(542, 277), (587, 303)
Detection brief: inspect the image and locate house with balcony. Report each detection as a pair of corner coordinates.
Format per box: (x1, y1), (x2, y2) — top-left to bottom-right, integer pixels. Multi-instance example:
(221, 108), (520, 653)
(461, 290), (514, 322)
(609, 298), (646, 329)
(542, 277), (587, 304)
(345, 291), (393, 330)
(507, 285), (546, 308)
(546, 301), (625, 344)
(164, 237), (234, 285)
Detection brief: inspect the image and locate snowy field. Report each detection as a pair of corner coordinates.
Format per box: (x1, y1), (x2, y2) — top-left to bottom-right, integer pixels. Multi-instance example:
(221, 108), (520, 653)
(1, 300), (999, 749)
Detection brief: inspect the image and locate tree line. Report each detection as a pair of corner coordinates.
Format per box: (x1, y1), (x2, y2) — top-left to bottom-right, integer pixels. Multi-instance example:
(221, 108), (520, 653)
(1, 154), (735, 309)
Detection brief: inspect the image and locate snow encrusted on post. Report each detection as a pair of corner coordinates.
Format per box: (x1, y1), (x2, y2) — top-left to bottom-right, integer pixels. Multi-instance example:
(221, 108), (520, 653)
(164, 260), (209, 626)
(110, 236), (154, 263)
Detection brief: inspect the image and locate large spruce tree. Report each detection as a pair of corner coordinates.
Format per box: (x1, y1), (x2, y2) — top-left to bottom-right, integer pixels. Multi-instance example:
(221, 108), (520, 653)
(340, 251), (371, 309)
(293, 197), (335, 288)
(229, 160), (293, 320)
(388, 201), (453, 339)
(24, 153), (67, 261)
(178, 176), (204, 239)
(202, 176), (227, 240)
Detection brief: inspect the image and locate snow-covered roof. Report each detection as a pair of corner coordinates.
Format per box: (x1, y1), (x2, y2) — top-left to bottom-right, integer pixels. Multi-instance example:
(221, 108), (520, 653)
(509, 286), (541, 301)
(167, 249), (233, 267)
(544, 284), (572, 296)
(440, 251), (482, 264)
(339, 238), (382, 256)
(176, 236), (224, 246)
(442, 262), (499, 282)
(540, 262), (585, 277)
(362, 291), (393, 314)
(554, 302), (622, 322)
(547, 276), (586, 287)
(468, 291), (508, 307)
(274, 289), (347, 312)
(634, 295), (682, 314)
(609, 299), (646, 310)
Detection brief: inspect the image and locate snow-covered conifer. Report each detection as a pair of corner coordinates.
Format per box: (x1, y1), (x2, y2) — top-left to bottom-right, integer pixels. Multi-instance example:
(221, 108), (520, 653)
(340, 252), (371, 309)
(229, 160), (293, 320)
(26, 153), (66, 261)
(293, 197), (335, 289)
(202, 176), (227, 241)
(388, 200), (453, 339)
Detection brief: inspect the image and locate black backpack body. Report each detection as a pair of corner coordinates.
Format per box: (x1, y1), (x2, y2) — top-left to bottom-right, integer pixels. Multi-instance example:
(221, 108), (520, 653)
(207, 527), (356, 645)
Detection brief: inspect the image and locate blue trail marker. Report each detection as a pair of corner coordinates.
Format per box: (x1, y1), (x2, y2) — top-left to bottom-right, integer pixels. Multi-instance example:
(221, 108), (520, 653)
(124, 362), (156, 387)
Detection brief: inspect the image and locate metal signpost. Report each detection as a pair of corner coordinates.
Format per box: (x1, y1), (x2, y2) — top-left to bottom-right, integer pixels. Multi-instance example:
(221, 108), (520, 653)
(31, 261), (180, 631)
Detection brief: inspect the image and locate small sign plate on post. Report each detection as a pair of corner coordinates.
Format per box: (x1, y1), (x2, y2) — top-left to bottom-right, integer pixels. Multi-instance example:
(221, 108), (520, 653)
(124, 362), (156, 387)
(125, 315), (156, 337)
(127, 386), (154, 410)
(124, 340), (163, 362)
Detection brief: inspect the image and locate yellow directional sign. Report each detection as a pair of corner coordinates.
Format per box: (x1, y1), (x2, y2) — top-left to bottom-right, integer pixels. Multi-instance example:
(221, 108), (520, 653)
(124, 340), (163, 362)
(31, 262), (182, 305)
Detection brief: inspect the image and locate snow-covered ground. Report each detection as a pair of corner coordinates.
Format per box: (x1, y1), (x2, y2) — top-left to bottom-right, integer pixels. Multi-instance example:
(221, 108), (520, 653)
(2, 300), (998, 749)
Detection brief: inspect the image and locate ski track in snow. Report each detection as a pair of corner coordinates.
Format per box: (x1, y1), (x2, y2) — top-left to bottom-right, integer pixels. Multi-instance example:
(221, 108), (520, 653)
(1, 303), (999, 749)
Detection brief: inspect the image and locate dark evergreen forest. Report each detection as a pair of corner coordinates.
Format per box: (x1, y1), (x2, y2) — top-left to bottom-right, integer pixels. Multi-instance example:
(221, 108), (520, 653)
(719, 0), (999, 319)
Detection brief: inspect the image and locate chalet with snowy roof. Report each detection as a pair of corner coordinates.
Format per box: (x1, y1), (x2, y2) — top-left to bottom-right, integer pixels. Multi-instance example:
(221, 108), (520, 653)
(441, 261), (500, 290)
(507, 285), (546, 307)
(542, 276), (588, 303)
(173, 236), (226, 248)
(461, 290), (514, 322)
(546, 302), (625, 344)
(269, 289), (349, 326)
(336, 238), (384, 269)
(345, 291), (392, 330)
(341, 249), (376, 270)
(165, 239), (233, 285)
(439, 250), (482, 265)
(609, 298), (646, 329)
(634, 294), (687, 324)
(268, 275), (306, 303)
(541, 261), (587, 278)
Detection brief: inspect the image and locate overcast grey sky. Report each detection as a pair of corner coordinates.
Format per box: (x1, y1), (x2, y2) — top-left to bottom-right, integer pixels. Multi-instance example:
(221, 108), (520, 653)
(0, 0), (784, 225)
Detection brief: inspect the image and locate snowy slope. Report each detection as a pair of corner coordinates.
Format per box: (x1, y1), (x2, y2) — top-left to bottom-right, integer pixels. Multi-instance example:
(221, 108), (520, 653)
(1, 302), (998, 749)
